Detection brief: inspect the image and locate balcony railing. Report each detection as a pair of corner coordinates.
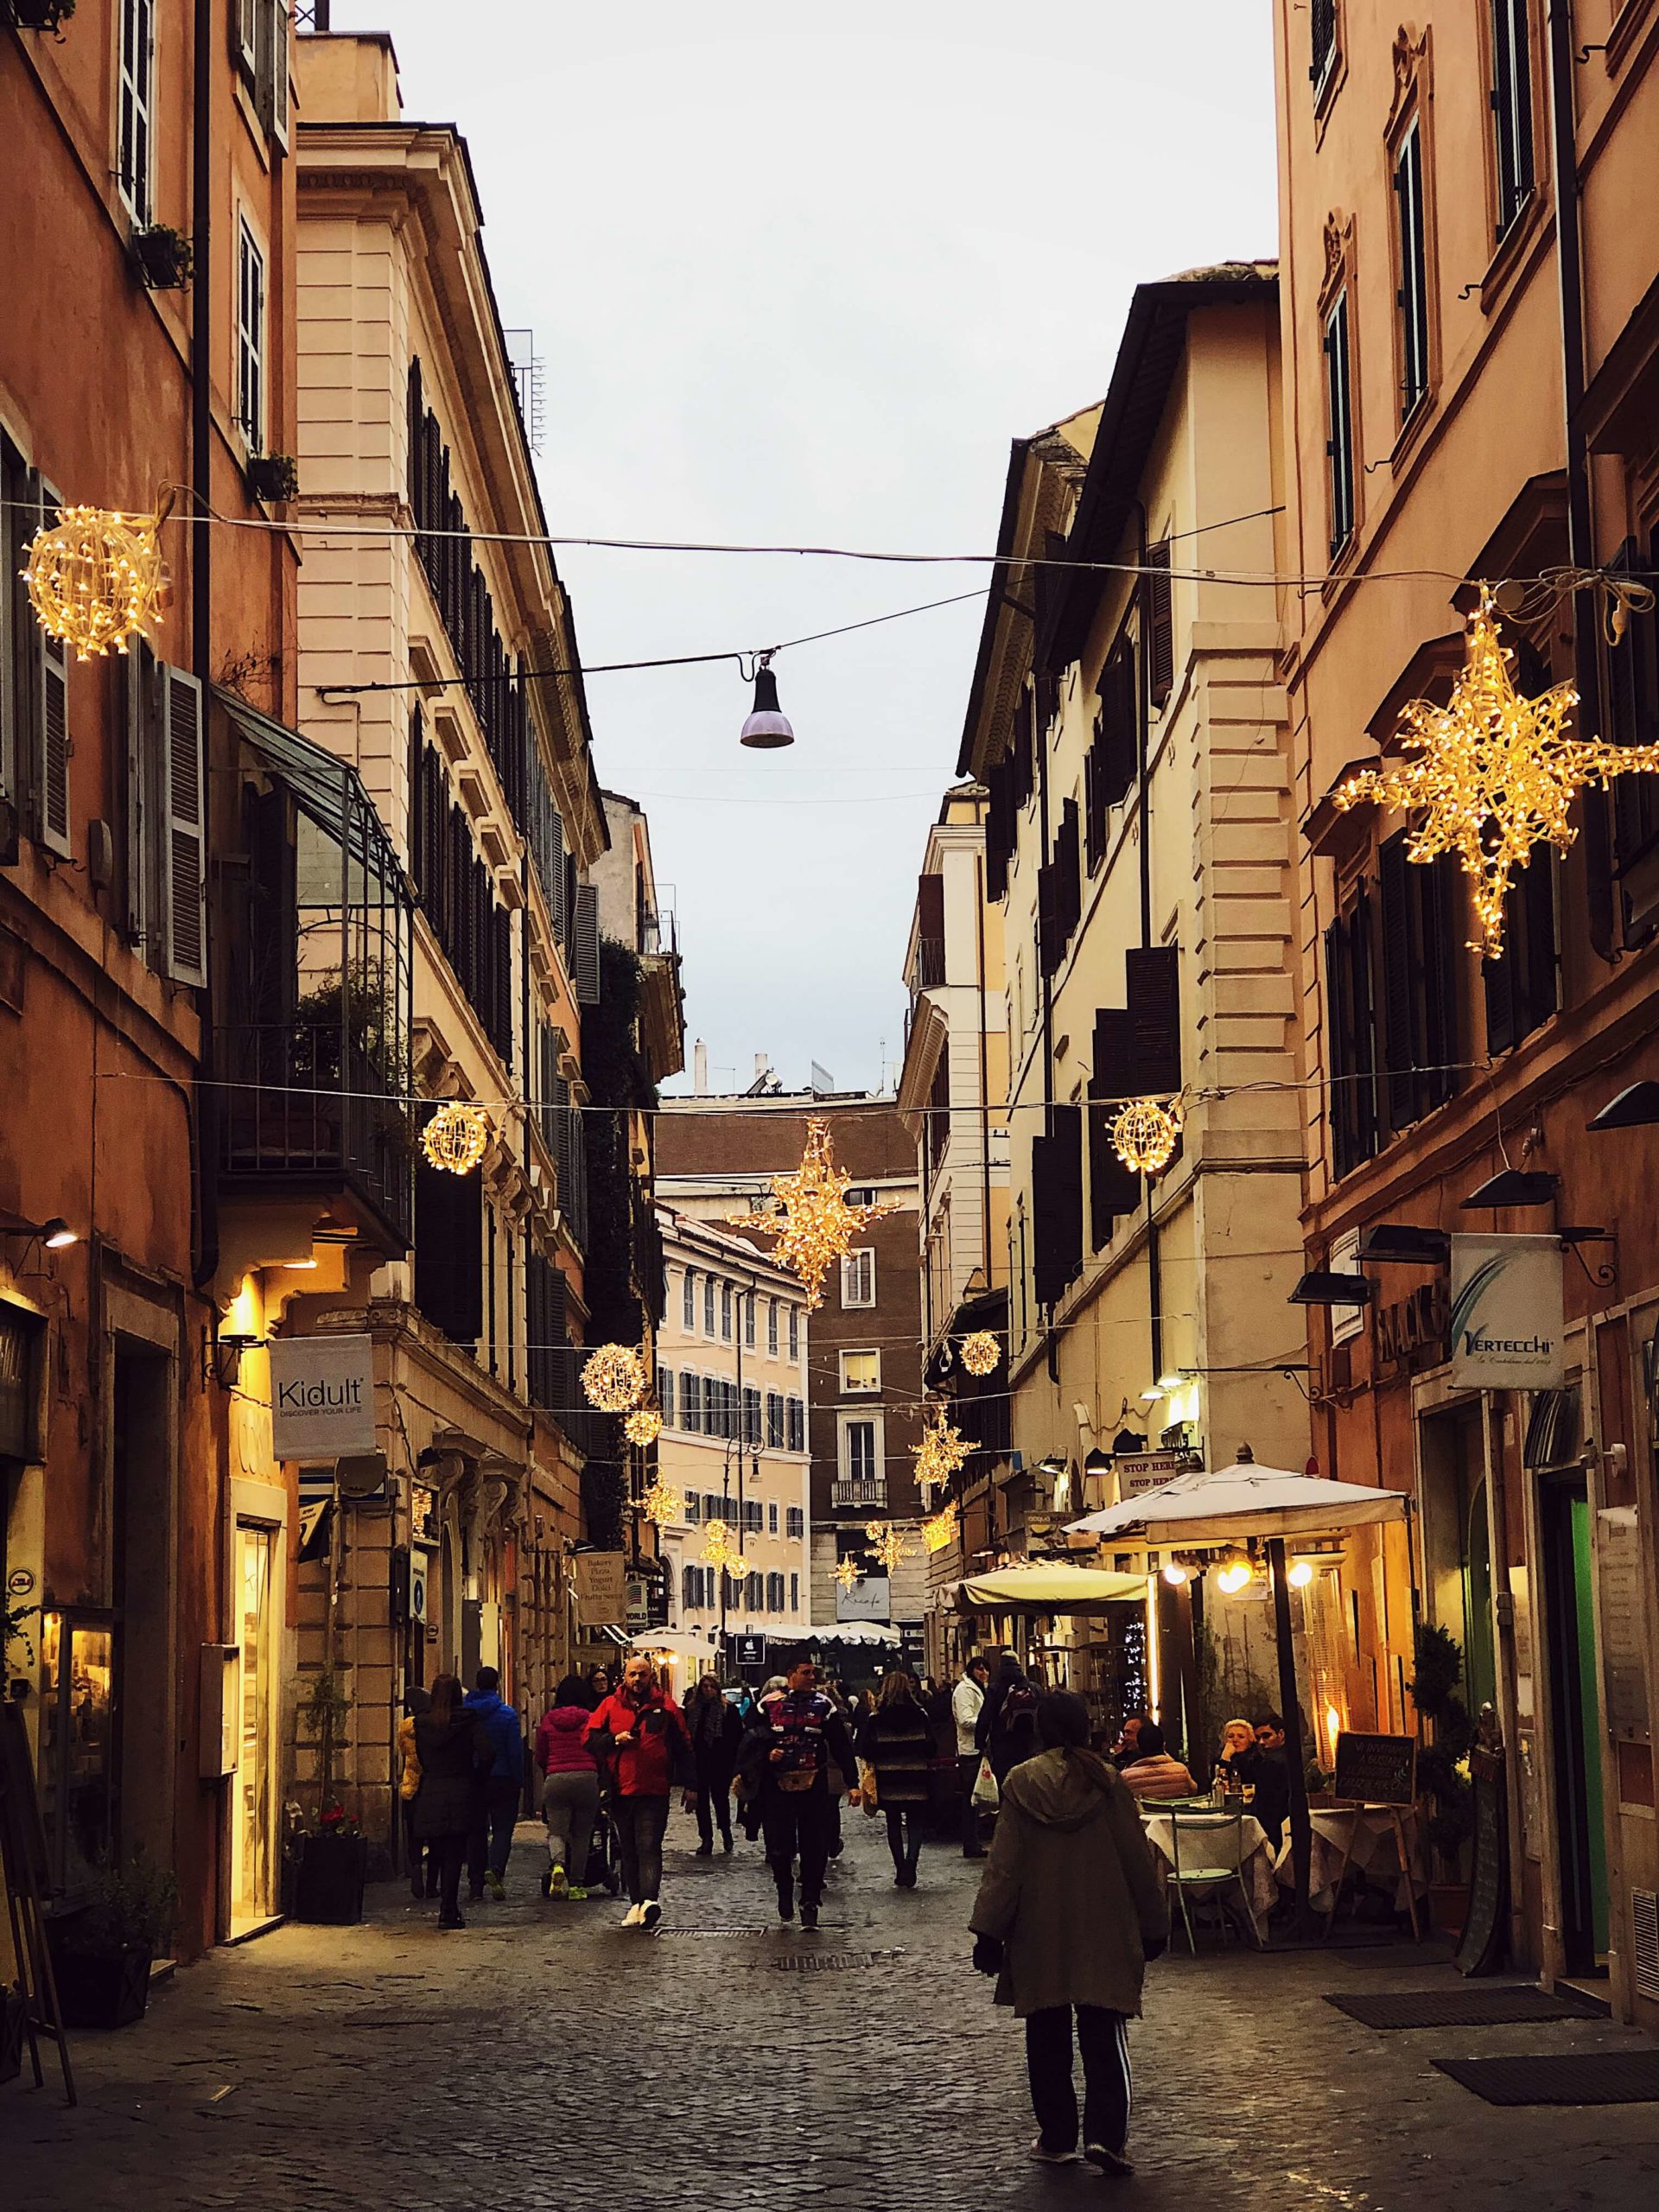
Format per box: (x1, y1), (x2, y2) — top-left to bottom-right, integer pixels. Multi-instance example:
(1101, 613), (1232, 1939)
(832, 1477), (887, 1510)
(220, 1025), (413, 1248)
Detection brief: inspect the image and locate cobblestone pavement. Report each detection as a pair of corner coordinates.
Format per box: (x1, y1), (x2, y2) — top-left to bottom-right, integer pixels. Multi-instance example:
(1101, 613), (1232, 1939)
(4, 1808), (1659, 2209)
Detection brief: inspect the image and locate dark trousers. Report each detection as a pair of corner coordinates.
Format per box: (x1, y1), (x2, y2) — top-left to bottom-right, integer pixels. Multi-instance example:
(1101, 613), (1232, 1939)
(762, 1789), (835, 1906)
(467, 1777), (520, 1891)
(694, 1770), (733, 1849)
(958, 1754), (986, 1854)
(1025, 2005), (1133, 2156)
(429, 1831), (467, 1923)
(403, 1800), (436, 1897)
(884, 1804), (921, 1876)
(613, 1793), (671, 1904)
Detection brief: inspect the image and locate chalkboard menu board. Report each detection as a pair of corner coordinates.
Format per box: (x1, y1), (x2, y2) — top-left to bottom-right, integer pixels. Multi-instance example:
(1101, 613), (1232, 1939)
(1456, 1745), (1509, 1977)
(1333, 1731), (1417, 1806)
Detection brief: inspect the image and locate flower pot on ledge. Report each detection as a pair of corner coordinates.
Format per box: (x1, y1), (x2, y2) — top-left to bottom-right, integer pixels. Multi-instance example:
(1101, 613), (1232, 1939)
(6, 1), (77, 33)
(131, 226), (194, 290)
(44, 1927), (154, 2031)
(245, 454), (300, 505)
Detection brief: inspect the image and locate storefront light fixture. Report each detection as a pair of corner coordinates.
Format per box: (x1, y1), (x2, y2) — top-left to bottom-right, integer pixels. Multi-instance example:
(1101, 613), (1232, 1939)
(1288, 1268), (1376, 1306)
(1356, 1223), (1450, 1266)
(0, 1212), (79, 1251)
(1459, 1168), (1559, 1210)
(1287, 1557), (1316, 1590)
(1587, 1080), (1659, 1131)
(1160, 1558), (1192, 1587)
(1215, 1550), (1254, 1596)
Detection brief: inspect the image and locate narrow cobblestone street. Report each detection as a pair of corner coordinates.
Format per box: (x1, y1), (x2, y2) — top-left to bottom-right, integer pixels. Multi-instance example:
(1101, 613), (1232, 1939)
(4, 1810), (1658, 2210)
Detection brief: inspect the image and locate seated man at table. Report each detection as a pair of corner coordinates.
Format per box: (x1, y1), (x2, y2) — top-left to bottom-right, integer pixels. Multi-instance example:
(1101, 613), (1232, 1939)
(1248, 1713), (1291, 1847)
(1110, 1714), (1147, 1770)
(1117, 1722), (1196, 1802)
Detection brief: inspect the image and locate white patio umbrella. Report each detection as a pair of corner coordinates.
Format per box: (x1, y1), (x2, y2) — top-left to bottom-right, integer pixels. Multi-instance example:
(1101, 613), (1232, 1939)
(957, 1560), (1150, 1612)
(1067, 1452), (1412, 1935)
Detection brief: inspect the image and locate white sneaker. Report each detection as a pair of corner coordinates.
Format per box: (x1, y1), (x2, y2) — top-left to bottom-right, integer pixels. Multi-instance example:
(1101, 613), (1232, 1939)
(621, 1903), (645, 1927)
(1085, 2143), (1135, 2177)
(1028, 2138), (1078, 2164)
(641, 1899), (664, 1931)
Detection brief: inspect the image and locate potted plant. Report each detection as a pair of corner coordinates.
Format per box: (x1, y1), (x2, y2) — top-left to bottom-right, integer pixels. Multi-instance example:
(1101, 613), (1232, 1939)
(1, 1980), (25, 2084)
(7, 0), (77, 34)
(286, 1671), (367, 1925)
(130, 225), (194, 290)
(1408, 1620), (1475, 1936)
(245, 453), (300, 505)
(46, 1852), (178, 2030)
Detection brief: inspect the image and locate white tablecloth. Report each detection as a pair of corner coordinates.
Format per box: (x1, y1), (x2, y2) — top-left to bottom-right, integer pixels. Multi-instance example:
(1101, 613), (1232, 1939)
(1274, 1804), (1425, 1913)
(1141, 1810), (1279, 1922)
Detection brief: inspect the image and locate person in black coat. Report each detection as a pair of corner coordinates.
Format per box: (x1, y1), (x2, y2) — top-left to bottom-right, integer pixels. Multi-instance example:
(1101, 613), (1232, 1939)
(685, 1673), (742, 1853)
(976, 1653), (1040, 1785)
(856, 1671), (937, 1887)
(411, 1673), (492, 1929)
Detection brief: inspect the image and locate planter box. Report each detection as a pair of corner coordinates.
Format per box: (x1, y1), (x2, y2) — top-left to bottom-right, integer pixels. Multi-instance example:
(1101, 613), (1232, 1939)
(1, 1986), (26, 2082)
(289, 1831), (367, 1925)
(45, 1933), (152, 2031)
(1428, 1880), (1469, 1941)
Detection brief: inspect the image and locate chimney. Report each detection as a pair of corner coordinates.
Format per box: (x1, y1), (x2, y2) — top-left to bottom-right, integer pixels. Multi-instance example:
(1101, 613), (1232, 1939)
(754, 1052), (769, 1081)
(694, 1039), (709, 1096)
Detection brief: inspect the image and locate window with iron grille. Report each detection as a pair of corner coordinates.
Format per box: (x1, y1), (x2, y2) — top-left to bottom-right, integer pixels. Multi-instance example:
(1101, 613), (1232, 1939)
(1490, 0), (1535, 238)
(1394, 119), (1430, 418)
(1324, 292), (1356, 556)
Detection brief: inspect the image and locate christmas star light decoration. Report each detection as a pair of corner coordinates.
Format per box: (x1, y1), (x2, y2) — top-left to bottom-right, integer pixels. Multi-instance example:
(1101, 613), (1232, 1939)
(725, 1117), (899, 1310)
(1333, 588), (1659, 959)
(864, 1520), (908, 1575)
(625, 1406), (664, 1448)
(913, 1409), (972, 1495)
(922, 1502), (959, 1554)
(422, 1101), (490, 1174)
(957, 1330), (1001, 1376)
(24, 499), (169, 660)
(702, 1518), (740, 1573)
(1112, 1097), (1181, 1177)
(835, 1555), (863, 1592)
(639, 1473), (680, 1523)
(581, 1343), (646, 1414)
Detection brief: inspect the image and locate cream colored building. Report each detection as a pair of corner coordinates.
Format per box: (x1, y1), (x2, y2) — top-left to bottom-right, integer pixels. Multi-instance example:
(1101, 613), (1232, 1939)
(652, 1208), (812, 1681)
(962, 267), (1312, 1734)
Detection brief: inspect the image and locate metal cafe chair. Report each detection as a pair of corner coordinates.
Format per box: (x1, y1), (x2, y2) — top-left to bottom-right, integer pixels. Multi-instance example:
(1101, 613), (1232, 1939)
(1165, 1809), (1265, 1955)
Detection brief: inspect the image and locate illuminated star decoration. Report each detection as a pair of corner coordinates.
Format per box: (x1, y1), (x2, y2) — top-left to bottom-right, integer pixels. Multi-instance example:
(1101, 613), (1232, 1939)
(912, 1409), (972, 1496)
(725, 1116), (899, 1310)
(1333, 588), (1659, 959)
(835, 1554), (863, 1592)
(639, 1473), (680, 1523)
(864, 1520), (908, 1575)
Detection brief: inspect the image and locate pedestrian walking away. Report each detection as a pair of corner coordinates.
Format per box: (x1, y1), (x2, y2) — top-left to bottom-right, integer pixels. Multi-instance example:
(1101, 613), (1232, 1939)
(685, 1671), (742, 1853)
(585, 1653), (694, 1929)
(463, 1665), (525, 1899)
(976, 1651), (1040, 1786)
(535, 1673), (601, 1900)
(735, 1652), (858, 1929)
(856, 1669), (935, 1887)
(969, 1689), (1167, 2177)
(952, 1653), (990, 1856)
(410, 1674), (492, 1930)
(397, 1683), (435, 1900)
(735, 1675), (787, 1841)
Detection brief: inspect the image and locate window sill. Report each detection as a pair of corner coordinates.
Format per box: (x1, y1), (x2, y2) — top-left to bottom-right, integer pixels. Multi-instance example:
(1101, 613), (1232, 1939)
(1313, 48), (1347, 146)
(1479, 194), (1548, 320)
(1389, 387), (1437, 475)
(1319, 527), (1363, 607)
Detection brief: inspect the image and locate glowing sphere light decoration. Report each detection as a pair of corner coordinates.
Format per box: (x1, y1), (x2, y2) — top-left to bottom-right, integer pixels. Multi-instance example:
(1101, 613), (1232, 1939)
(1112, 1097), (1181, 1177)
(421, 1101), (490, 1175)
(957, 1330), (1001, 1376)
(581, 1342), (646, 1414)
(24, 501), (168, 661)
(626, 1406), (665, 1448)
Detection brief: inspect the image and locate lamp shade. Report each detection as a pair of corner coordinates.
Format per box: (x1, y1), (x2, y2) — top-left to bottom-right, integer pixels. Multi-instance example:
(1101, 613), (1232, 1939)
(1459, 1168), (1558, 1210)
(740, 664), (794, 748)
(1587, 1080), (1659, 1130)
(1288, 1268), (1376, 1306)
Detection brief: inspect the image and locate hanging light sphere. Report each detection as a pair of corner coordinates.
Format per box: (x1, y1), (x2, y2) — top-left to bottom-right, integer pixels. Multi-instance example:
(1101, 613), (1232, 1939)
(24, 503), (169, 662)
(581, 1342), (646, 1414)
(701, 1516), (734, 1570)
(957, 1330), (1001, 1376)
(421, 1101), (490, 1174)
(739, 656), (795, 748)
(626, 1406), (665, 1448)
(1112, 1097), (1180, 1177)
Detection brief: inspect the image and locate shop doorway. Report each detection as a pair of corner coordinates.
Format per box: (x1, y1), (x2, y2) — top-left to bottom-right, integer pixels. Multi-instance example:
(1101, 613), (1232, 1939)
(230, 1522), (277, 1931)
(1541, 1474), (1611, 1970)
(111, 1338), (175, 1867)
(1420, 1400), (1496, 1720)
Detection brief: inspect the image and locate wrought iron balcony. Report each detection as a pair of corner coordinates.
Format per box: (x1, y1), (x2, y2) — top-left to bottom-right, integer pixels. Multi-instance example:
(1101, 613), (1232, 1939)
(831, 1477), (887, 1511)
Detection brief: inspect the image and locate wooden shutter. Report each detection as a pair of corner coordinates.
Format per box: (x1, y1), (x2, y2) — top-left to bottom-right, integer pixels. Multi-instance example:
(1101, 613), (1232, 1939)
(235, 0), (258, 75)
(1088, 1007), (1140, 1247)
(1125, 944), (1181, 1095)
(264, 0), (290, 153)
(160, 665), (207, 982)
(917, 868), (944, 944)
(1032, 1105), (1084, 1307)
(1057, 798), (1082, 944)
(1377, 833), (1414, 1129)
(1144, 542), (1173, 707)
(415, 1154), (484, 1345)
(574, 881), (600, 1004)
(36, 482), (72, 858)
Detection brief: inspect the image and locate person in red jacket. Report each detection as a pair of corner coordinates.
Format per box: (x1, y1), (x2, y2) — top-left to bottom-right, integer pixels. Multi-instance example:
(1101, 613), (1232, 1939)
(584, 1653), (694, 1929)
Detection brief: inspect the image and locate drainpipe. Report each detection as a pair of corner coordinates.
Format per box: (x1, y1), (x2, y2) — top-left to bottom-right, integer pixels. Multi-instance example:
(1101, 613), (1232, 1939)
(190, 0), (219, 1292)
(1034, 671), (1059, 1389)
(1132, 501), (1163, 1389)
(974, 839), (993, 1289)
(1547, 0), (1613, 959)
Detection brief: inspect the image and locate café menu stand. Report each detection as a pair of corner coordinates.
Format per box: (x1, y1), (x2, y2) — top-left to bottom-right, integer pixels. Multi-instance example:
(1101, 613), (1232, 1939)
(1, 1700), (75, 2105)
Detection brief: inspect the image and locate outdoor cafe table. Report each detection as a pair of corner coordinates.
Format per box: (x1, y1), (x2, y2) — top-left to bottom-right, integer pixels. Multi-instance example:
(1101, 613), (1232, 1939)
(1272, 1801), (1427, 1935)
(1140, 1805), (1279, 1931)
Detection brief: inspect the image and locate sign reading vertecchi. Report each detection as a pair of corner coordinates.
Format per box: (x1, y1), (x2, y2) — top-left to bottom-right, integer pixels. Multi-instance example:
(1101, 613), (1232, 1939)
(268, 1334), (377, 1462)
(1449, 1235), (1565, 1391)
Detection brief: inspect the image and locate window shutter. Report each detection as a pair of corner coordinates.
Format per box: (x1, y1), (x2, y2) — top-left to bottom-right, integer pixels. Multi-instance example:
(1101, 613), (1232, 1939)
(415, 1154), (484, 1345)
(264, 0), (290, 152)
(1032, 1104), (1084, 1307)
(1088, 1007), (1140, 1246)
(38, 626), (71, 858)
(1377, 833), (1414, 1129)
(1144, 543), (1173, 708)
(235, 0), (258, 76)
(1125, 944), (1180, 1095)
(162, 665), (207, 983)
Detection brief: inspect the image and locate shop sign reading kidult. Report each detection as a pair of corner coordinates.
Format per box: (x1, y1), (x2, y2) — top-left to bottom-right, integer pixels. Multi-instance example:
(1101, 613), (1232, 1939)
(268, 1334), (378, 1461)
(1449, 1235), (1566, 1391)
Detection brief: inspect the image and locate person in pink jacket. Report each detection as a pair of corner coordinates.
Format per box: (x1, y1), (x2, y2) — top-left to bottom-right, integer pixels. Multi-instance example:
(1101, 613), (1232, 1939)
(534, 1675), (600, 1900)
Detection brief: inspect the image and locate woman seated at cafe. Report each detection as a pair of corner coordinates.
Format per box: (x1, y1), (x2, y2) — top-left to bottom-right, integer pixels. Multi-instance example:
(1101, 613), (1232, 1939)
(1117, 1722), (1197, 1802)
(1216, 1718), (1256, 1783)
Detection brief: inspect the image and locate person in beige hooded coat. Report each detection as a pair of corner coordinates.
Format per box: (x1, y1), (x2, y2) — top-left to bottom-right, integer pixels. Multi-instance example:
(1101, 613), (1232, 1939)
(969, 1688), (1168, 2177)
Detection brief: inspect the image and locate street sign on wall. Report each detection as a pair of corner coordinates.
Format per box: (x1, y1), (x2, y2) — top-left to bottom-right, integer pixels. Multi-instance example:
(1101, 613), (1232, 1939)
(1112, 1452), (1189, 1504)
(1449, 1235), (1565, 1390)
(268, 1334), (376, 1461)
(571, 1549), (628, 1624)
(836, 1574), (891, 1623)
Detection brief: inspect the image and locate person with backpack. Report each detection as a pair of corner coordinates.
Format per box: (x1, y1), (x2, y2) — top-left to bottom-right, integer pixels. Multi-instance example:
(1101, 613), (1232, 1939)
(534, 1674), (600, 1899)
(735, 1652), (858, 1929)
(410, 1675), (493, 1931)
(977, 1653), (1040, 1785)
(462, 1665), (525, 1901)
(855, 1669), (936, 1887)
(969, 1690), (1168, 2177)
(584, 1653), (694, 1929)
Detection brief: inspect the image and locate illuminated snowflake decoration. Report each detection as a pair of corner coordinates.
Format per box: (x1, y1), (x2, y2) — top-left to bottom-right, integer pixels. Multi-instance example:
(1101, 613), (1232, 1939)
(912, 1409), (972, 1495)
(725, 1117), (899, 1310)
(863, 1520), (908, 1575)
(639, 1475), (679, 1524)
(835, 1555), (864, 1593)
(581, 1343), (646, 1414)
(1333, 588), (1659, 960)
(421, 1101), (490, 1174)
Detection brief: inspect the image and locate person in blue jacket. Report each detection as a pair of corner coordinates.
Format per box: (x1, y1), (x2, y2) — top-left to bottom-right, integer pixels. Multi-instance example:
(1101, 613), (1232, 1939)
(463, 1664), (525, 1900)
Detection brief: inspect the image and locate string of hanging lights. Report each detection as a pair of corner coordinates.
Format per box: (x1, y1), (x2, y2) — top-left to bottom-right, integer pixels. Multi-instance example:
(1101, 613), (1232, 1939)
(420, 1101), (491, 1174)
(580, 1343), (647, 1414)
(725, 1116), (899, 1310)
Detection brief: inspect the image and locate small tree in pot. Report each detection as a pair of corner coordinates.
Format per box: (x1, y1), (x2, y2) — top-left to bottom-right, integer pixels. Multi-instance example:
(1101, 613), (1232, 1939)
(1408, 1620), (1475, 1931)
(48, 1852), (179, 2030)
(287, 1671), (368, 1925)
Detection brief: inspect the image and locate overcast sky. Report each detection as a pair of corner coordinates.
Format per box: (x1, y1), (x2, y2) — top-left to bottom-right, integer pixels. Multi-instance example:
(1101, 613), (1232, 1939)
(325, 2), (1278, 1095)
